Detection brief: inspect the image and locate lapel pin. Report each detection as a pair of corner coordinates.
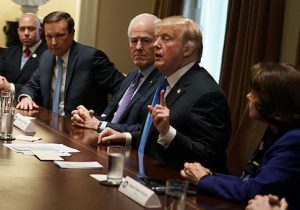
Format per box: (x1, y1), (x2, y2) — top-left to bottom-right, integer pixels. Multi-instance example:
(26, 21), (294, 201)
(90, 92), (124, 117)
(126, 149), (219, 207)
(177, 88), (181, 94)
(32, 53), (37, 58)
(149, 80), (153, 84)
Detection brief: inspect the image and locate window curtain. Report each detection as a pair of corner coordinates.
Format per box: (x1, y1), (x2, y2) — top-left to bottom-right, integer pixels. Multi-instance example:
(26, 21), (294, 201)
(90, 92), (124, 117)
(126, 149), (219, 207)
(219, 0), (285, 140)
(154, 0), (184, 18)
(296, 29), (300, 69)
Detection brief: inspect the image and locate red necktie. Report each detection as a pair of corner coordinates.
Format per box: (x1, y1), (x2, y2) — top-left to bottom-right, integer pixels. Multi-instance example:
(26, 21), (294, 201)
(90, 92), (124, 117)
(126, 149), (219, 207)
(23, 48), (31, 57)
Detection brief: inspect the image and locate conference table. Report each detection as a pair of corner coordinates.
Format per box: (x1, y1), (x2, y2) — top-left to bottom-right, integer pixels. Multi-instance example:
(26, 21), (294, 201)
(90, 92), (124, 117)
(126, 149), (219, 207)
(0, 107), (245, 210)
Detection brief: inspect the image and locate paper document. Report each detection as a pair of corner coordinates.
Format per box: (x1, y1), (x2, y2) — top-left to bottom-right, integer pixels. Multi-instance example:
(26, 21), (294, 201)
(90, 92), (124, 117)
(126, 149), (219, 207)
(32, 150), (64, 161)
(54, 161), (103, 169)
(3, 143), (79, 154)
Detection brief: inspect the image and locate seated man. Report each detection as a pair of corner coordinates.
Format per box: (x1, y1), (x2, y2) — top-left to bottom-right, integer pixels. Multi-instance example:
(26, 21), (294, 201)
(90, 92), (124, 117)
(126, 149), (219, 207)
(0, 13), (47, 94)
(16, 11), (124, 116)
(98, 16), (231, 172)
(71, 14), (163, 133)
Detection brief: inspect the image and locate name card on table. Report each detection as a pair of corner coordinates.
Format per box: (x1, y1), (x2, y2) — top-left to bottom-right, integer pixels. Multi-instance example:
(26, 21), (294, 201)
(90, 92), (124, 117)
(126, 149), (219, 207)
(14, 113), (36, 133)
(118, 176), (161, 208)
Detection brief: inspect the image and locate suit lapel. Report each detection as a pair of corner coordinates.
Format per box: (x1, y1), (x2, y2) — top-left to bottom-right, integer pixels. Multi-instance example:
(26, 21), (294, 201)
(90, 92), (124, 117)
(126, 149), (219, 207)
(64, 43), (78, 96)
(107, 71), (138, 119)
(120, 69), (160, 120)
(42, 54), (55, 107)
(10, 47), (23, 80)
(166, 67), (195, 107)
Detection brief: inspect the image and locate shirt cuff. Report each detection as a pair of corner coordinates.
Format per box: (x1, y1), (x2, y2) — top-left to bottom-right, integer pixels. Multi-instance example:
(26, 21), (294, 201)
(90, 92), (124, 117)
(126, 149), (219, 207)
(10, 83), (15, 93)
(157, 126), (176, 148)
(17, 94), (32, 102)
(124, 132), (132, 147)
(100, 121), (107, 130)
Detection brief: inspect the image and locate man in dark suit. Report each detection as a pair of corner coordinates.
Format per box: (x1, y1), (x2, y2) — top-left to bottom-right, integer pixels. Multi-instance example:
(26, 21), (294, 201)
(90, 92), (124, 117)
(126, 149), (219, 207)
(0, 13), (47, 94)
(16, 11), (124, 116)
(70, 13), (163, 133)
(98, 16), (231, 172)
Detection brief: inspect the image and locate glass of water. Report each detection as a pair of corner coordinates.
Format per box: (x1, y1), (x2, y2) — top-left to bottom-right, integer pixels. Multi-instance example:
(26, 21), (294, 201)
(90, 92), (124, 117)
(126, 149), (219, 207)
(165, 179), (188, 210)
(107, 146), (125, 186)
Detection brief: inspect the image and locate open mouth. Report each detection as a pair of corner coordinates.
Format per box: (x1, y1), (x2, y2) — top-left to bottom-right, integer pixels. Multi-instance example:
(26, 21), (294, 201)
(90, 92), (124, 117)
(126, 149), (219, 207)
(155, 53), (162, 59)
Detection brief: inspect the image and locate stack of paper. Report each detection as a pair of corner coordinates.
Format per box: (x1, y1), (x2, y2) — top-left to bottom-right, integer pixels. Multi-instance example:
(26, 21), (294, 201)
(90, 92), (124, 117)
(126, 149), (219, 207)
(3, 143), (79, 160)
(54, 161), (103, 169)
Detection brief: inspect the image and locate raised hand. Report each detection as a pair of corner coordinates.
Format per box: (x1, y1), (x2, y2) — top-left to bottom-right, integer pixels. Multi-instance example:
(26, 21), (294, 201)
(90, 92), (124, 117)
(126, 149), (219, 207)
(148, 90), (170, 136)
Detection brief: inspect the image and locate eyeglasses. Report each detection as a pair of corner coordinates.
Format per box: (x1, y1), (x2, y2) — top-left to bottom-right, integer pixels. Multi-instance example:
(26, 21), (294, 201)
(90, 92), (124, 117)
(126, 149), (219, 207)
(18, 26), (37, 32)
(129, 37), (154, 47)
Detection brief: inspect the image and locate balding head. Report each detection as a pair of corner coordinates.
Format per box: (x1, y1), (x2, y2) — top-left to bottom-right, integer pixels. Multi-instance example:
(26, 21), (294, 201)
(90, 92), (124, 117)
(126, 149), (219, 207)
(18, 13), (42, 48)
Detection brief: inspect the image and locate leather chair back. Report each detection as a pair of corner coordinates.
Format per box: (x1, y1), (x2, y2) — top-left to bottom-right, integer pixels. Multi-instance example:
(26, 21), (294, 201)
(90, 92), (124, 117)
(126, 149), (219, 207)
(226, 104), (267, 175)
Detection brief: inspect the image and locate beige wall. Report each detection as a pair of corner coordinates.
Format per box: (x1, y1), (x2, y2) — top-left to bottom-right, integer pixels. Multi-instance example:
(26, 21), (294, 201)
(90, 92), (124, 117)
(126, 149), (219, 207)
(280, 0), (300, 65)
(0, 0), (80, 47)
(96, 0), (155, 74)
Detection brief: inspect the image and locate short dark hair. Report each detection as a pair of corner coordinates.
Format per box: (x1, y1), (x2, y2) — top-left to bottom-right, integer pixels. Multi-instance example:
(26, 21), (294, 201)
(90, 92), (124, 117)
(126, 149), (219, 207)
(43, 11), (74, 32)
(250, 62), (300, 127)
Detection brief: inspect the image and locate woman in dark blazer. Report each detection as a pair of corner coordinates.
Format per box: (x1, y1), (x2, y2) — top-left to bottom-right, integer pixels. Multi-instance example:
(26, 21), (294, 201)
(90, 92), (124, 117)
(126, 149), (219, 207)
(181, 62), (300, 210)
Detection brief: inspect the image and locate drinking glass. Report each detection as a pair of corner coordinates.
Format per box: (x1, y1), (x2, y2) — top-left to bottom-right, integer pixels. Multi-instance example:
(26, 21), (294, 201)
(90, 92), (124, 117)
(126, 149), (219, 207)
(165, 179), (188, 210)
(0, 107), (15, 140)
(107, 146), (125, 185)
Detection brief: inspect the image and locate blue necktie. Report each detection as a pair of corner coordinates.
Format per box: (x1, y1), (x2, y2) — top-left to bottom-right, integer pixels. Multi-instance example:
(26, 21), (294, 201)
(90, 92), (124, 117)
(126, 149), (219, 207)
(52, 58), (63, 114)
(111, 73), (143, 123)
(138, 79), (169, 154)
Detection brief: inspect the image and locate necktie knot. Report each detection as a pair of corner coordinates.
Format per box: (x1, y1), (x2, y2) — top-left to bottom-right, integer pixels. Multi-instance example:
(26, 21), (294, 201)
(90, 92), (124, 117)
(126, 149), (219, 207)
(23, 48), (31, 57)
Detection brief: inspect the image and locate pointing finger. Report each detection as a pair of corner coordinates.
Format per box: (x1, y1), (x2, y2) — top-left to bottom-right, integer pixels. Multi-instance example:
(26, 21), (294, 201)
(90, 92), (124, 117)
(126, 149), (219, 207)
(160, 90), (166, 106)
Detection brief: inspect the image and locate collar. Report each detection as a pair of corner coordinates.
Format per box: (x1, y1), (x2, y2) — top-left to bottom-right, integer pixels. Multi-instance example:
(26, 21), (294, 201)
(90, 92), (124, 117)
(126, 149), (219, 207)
(23, 40), (42, 55)
(57, 49), (70, 64)
(166, 62), (195, 88)
(139, 65), (156, 78)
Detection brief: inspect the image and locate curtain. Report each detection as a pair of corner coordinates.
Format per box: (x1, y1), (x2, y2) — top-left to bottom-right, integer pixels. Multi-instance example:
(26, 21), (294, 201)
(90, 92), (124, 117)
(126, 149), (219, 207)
(296, 29), (300, 69)
(219, 0), (285, 140)
(154, 0), (184, 18)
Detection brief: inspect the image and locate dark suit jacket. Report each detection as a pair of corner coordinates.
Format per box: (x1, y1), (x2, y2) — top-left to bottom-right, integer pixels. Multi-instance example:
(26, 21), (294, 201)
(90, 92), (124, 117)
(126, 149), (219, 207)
(99, 68), (164, 132)
(19, 41), (124, 116)
(198, 128), (300, 210)
(0, 42), (47, 94)
(134, 64), (231, 172)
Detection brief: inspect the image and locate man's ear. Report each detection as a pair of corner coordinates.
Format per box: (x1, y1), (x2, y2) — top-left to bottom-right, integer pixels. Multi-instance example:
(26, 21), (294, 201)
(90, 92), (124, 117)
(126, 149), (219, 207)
(183, 41), (194, 57)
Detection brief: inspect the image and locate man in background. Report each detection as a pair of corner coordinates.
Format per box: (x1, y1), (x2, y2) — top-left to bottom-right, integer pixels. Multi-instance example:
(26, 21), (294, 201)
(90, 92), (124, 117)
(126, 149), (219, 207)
(0, 13), (47, 94)
(71, 13), (163, 134)
(16, 11), (124, 116)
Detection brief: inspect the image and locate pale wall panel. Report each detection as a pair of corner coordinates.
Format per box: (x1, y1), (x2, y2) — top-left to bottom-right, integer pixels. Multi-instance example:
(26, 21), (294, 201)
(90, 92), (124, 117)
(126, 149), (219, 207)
(96, 0), (155, 74)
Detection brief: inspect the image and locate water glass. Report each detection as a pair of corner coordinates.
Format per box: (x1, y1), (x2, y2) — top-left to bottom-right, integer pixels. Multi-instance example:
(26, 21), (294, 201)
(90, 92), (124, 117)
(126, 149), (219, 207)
(1, 90), (15, 109)
(0, 107), (15, 140)
(165, 180), (188, 210)
(107, 146), (125, 185)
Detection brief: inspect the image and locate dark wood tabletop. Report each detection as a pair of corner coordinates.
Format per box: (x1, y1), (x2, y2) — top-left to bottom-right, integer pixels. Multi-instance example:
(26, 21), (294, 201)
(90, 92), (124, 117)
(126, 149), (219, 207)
(0, 107), (245, 210)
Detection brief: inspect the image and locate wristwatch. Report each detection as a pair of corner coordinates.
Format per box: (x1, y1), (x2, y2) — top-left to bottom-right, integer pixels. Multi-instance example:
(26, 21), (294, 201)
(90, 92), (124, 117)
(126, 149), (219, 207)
(96, 121), (103, 133)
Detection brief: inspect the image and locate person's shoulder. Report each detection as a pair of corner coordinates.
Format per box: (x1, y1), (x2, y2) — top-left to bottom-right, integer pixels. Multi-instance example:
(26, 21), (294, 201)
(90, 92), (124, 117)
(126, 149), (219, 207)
(277, 128), (300, 146)
(3, 45), (21, 54)
(72, 42), (107, 57)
